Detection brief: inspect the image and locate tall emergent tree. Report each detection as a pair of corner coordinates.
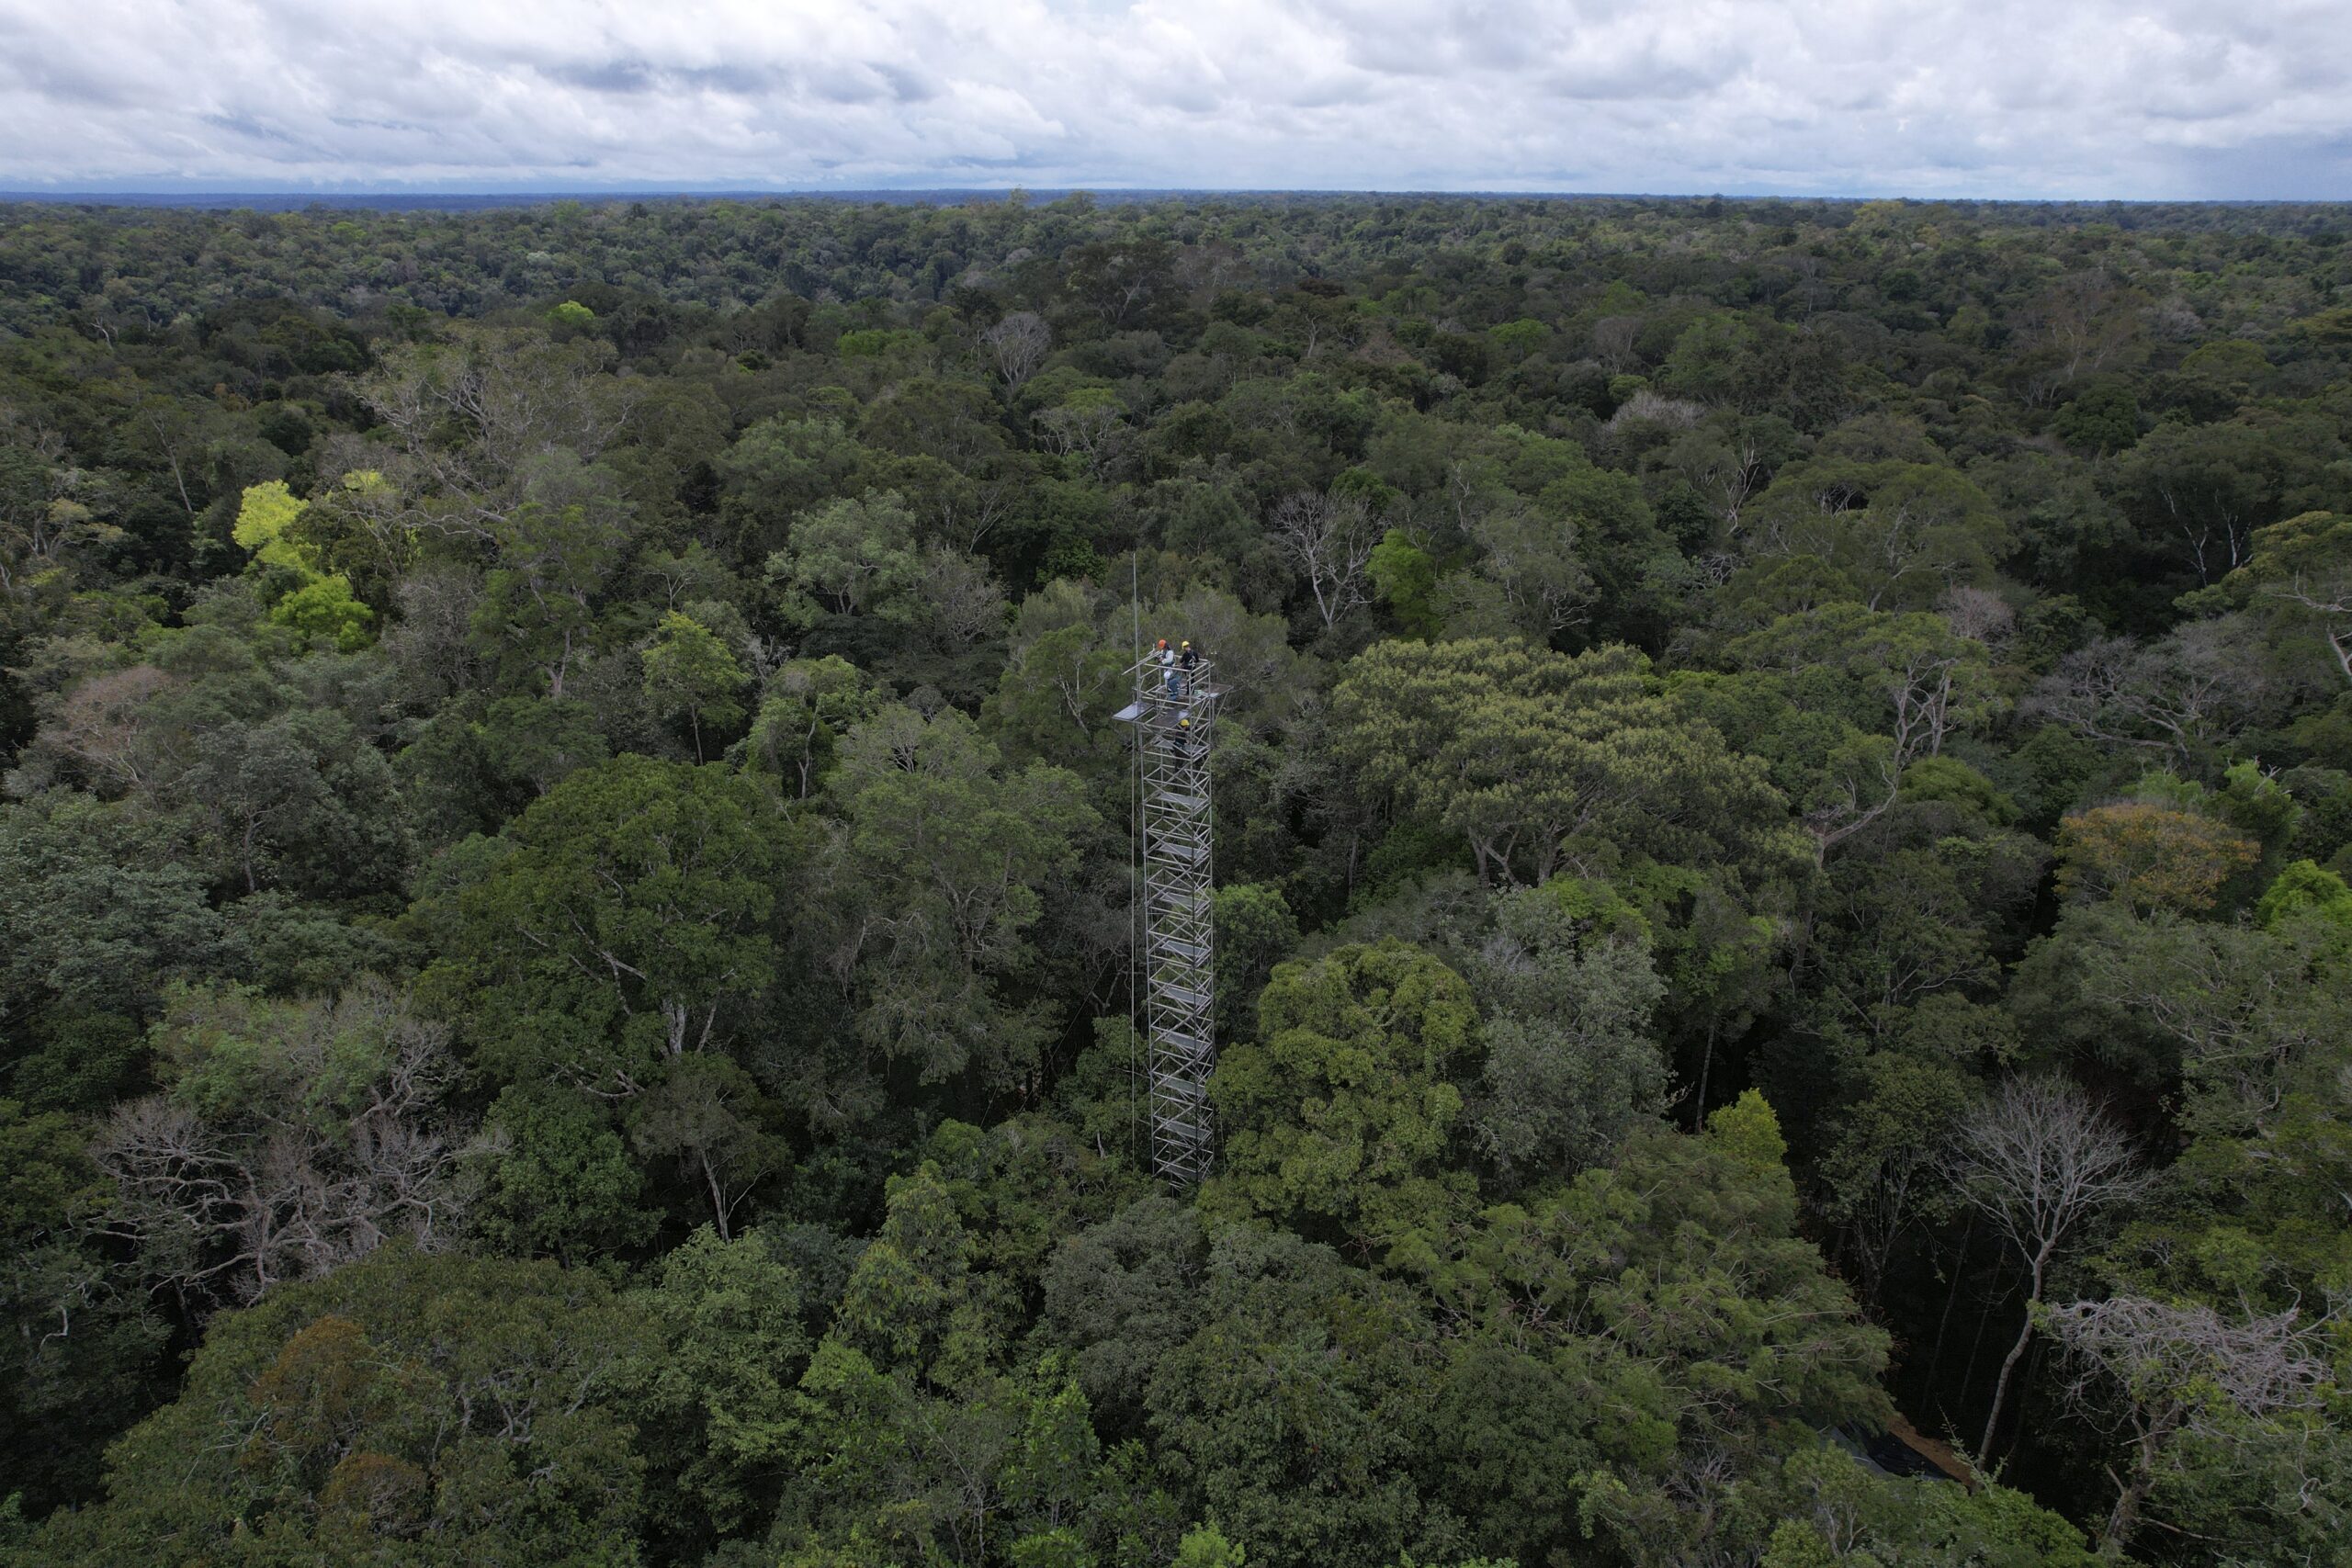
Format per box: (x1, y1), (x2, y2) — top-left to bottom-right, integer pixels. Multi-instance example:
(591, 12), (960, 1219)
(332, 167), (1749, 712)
(1944, 1077), (2150, 1460)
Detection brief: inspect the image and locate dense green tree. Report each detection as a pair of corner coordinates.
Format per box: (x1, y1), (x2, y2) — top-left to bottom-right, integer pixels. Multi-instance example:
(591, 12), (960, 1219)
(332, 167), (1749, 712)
(640, 608), (748, 761)
(823, 705), (1095, 1088)
(24, 1247), (660, 1567)
(2111, 419), (2338, 589)
(477, 693), (612, 797)
(1744, 457), (2008, 610)
(1815, 1052), (1974, 1308)
(1724, 603), (2001, 762)
(2211, 510), (2352, 699)
(0, 793), (230, 1032)
(782, 1163), (1178, 1567)
(472, 497), (624, 700)
(1208, 882), (1300, 1042)
(988, 608), (1130, 790)
(1758, 1446), (2096, 1566)
(770, 491), (924, 627)
(717, 414), (875, 559)
(1136, 1224), (1439, 1568)
(1207, 940), (1479, 1258)
(469, 1081), (660, 1265)
(1419, 1095), (1892, 1568)
(1458, 878), (1668, 1188)
(0, 1100), (167, 1513)
(733, 655), (881, 798)
(175, 705), (413, 897)
(1330, 637), (1795, 886)
(624, 1224), (812, 1544)
(424, 754), (794, 1090)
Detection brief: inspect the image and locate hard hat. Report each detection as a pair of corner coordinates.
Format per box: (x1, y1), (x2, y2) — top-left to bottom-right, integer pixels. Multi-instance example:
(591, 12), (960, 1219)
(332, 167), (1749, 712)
(1157, 638), (1167, 649)
(1181, 640), (1191, 648)
(1179, 716), (1191, 727)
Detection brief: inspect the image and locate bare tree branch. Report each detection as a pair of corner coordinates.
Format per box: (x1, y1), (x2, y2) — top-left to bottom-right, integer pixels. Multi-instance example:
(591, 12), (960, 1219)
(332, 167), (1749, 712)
(1942, 1077), (2151, 1460)
(1270, 490), (1376, 631)
(979, 310), (1051, 391)
(2047, 1295), (2330, 1554)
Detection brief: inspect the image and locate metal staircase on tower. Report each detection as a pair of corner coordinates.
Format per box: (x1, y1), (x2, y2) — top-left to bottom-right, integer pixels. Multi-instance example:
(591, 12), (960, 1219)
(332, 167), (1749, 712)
(1114, 648), (1219, 1185)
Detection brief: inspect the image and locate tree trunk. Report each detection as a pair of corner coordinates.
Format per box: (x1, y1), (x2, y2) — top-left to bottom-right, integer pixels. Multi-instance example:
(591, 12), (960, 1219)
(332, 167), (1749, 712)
(1979, 1250), (2049, 1461)
(2100, 1424), (2166, 1556)
(1692, 1023), (1716, 1131)
(703, 1151), (731, 1240)
(1923, 1214), (1973, 1395)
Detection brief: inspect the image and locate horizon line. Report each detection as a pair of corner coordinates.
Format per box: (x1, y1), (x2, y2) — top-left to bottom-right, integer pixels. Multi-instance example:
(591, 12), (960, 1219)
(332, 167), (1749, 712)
(6, 186), (2351, 210)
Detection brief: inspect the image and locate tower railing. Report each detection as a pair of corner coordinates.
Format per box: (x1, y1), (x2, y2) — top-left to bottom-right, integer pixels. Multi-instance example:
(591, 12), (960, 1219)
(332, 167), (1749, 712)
(1115, 650), (1218, 1185)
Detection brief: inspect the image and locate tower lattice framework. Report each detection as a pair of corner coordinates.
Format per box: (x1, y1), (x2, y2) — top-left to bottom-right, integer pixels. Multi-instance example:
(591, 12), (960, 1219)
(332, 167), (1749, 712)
(1117, 651), (1218, 1184)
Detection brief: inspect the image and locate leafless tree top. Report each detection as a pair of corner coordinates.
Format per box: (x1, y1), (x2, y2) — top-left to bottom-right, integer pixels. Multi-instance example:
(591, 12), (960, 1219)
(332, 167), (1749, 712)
(980, 310), (1052, 391)
(2048, 1295), (2329, 1422)
(2026, 624), (2264, 764)
(1270, 490), (1377, 630)
(1943, 1077), (2151, 1265)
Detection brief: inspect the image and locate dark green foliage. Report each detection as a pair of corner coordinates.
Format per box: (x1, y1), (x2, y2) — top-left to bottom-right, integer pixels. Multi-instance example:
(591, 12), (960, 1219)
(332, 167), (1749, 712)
(0, 1100), (167, 1513)
(27, 1247), (659, 1567)
(423, 753), (794, 1089)
(470, 1083), (661, 1265)
(1208, 940), (1481, 1258)
(5, 192), (2348, 1568)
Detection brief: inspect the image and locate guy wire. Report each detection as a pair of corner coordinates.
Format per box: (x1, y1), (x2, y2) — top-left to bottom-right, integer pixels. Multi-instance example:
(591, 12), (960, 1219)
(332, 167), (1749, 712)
(1128, 547), (1140, 1168)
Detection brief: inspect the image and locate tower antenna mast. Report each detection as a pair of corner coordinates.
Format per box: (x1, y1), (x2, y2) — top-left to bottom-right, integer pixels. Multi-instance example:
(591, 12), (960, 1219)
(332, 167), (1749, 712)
(1114, 640), (1218, 1184)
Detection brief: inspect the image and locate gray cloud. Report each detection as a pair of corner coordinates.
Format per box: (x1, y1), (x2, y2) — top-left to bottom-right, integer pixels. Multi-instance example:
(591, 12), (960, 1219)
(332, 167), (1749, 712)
(0, 0), (2346, 195)
(548, 60), (662, 95)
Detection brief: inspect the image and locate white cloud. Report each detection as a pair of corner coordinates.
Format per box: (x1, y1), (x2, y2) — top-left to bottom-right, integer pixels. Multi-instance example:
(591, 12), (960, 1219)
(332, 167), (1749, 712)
(0, 0), (2346, 196)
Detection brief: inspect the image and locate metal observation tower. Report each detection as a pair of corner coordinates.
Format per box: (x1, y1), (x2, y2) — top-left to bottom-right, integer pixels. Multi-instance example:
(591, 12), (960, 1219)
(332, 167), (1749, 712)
(1114, 649), (1218, 1184)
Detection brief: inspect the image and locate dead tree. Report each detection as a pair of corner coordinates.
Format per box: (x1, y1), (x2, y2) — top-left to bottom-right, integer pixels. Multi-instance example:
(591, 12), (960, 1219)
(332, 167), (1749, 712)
(2027, 624), (2263, 766)
(1270, 490), (1376, 630)
(1941, 1077), (2151, 1461)
(2047, 1295), (2328, 1554)
(980, 311), (1051, 392)
(91, 981), (472, 1311)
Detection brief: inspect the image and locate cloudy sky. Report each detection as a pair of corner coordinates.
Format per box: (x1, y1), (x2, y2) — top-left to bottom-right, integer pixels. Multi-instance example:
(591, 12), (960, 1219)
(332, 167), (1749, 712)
(3, 0), (2349, 197)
